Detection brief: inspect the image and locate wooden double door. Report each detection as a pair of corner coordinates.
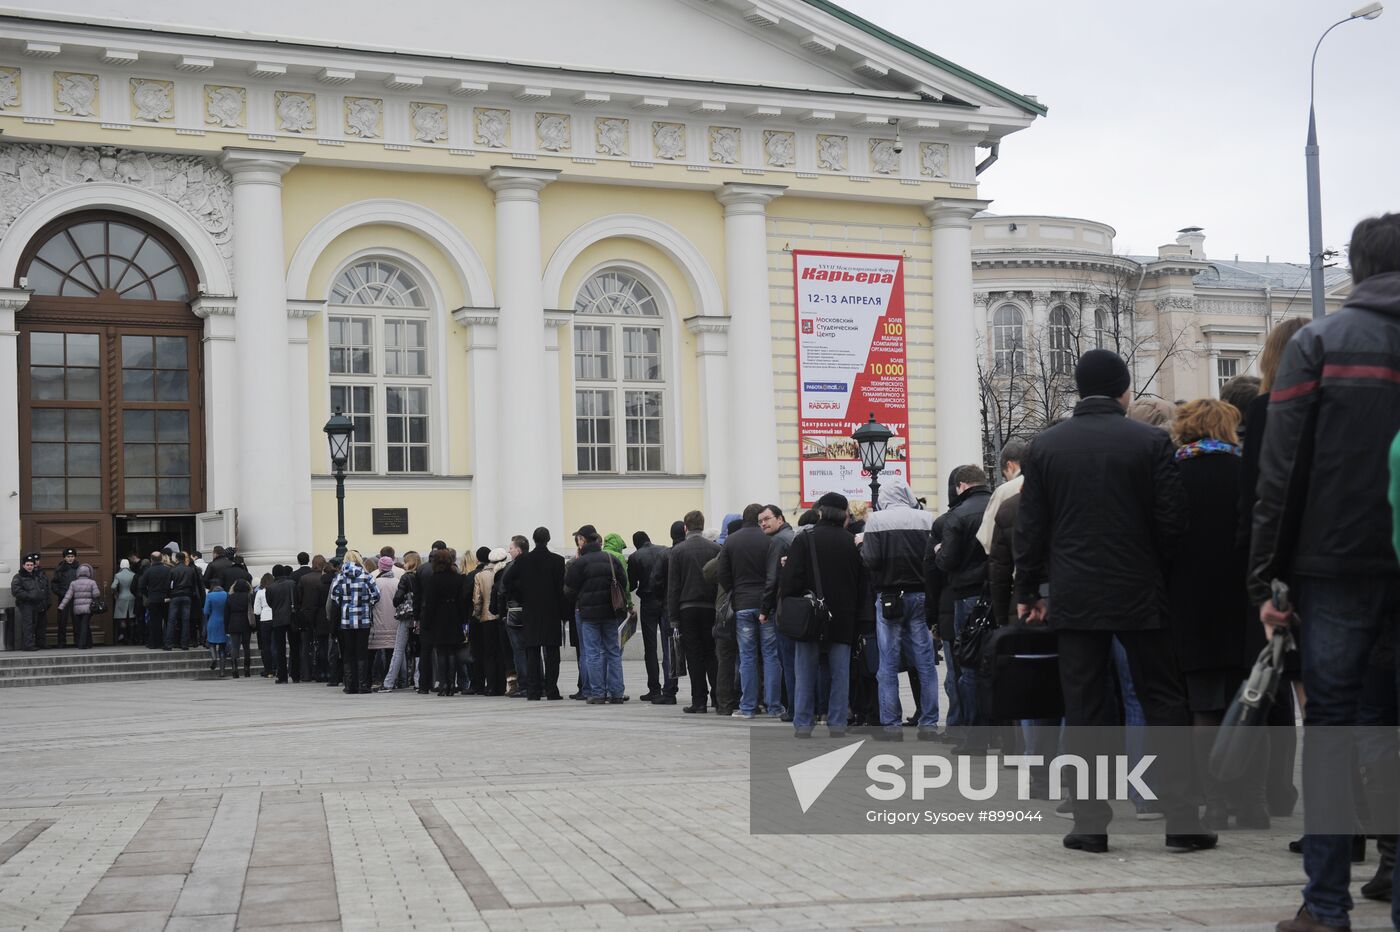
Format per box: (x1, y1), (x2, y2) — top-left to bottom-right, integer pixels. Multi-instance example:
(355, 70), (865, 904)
(17, 211), (206, 645)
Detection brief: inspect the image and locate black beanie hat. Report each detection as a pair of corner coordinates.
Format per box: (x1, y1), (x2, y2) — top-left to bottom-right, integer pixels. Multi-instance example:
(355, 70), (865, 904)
(1074, 349), (1131, 399)
(815, 491), (849, 511)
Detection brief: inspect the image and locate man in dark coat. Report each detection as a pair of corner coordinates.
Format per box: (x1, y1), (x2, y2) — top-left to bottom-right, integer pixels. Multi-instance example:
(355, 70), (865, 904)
(934, 464), (993, 743)
(11, 552), (50, 651)
(667, 510), (721, 713)
(50, 547), (80, 648)
(626, 530), (669, 702)
(1015, 348), (1208, 855)
(719, 503), (782, 719)
(647, 520), (687, 705)
(564, 529), (627, 703)
(759, 505), (796, 718)
(141, 553), (172, 650)
(266, 565), (298, 683)
(506, 527), (567, 700)
(202, 546), (230, 590)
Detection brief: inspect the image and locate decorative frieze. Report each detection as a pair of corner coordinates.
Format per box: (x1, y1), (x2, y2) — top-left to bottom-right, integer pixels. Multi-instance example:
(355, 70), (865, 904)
(409, 102), (447, 143)
(474, 107), (510, 148)
(709, 126), (741, 164)
(0, 67), (20, 110)
(1196, 298), (1265, 317)
(816, 133), (847, 171)
(763, 130), (794, 167)
(274, 91), (315, 133)
(652, 122), (685, 160)
(920, 142), (949, 178)
(204, 85), (246, 128)
(869, 138), (899, 175)
(54, 72), (98, 116)
(595, 117), (627, 157)
(535, 112), (570, 152)
(343, 96), (382, 139)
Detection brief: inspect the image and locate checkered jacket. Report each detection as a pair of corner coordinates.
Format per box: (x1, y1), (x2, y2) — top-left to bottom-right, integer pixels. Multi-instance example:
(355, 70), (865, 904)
(329, 562), (380, 629)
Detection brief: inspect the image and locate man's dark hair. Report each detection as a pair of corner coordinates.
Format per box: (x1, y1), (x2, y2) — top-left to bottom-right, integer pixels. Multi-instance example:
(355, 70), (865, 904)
(475, 546), (491, 563)
(1219, 374), (1261, 416)
(431, 548), (455, 572)
(192, 551), (202, 560)
(760, 503), (785, 521)
(817, 505), (846, 525)
(297, 551), (310, 566)
(379, 545), (395, 558)
(533, 526), (550, 546)
(212, 546), (225, 557)
(741, 503), (763, 525)
(632, 530), (650, 548)
(797, 509), (818, 527)
(683, 510), (704, 532)
(999, 439), (1030, 473)
(952, 464), (988, 487)
(1349, 212), (1400, 284)
(727, 518), (743, 536)
(431, 540), (448, 551)
(510, 535), (530, 554)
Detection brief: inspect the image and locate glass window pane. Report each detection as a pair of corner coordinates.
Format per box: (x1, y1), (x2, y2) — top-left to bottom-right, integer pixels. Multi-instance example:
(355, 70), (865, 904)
(120, 281), (155, 301)
(155, 337), (186, 369)
(37, 234), (82, 271)
(67, 478), (101, 511)
(30, 332), (65, 366)
(32, 443), (65, 476)
(408, 350), (426, 376)
(124, 410), (155, 442)
(133, 237), (174, 277)
(30, 367), (64, 400)
(388, 448), (405, 472)
(386, 389), (402, 415)
(123, 368), (154, 400)
(32, 409), (65, 441)
(351, 448), (372, 472)
(66, 255), (103, 294)
(157, 411), (189, 442)
(69, 223), (104, 263)
(156, 369), (188, 402)
(351, 348), (372, 374)
(409, 320), (426, 347)
(409, 447), (428, 472)
(150, 268), (188, 301)
(66, 409), (99, 442)
(122, 335), (154, 368)
(25, 263), (63, 296)
(408, 418), (427, 443)
(329, 348), (348, 375)
(31, 477), (66, 510)
(387, 419), (404, 443)
(352, 386), (373, 410)
(352, 418), (371, 443)
(124, 443), (156, 476)
(109, 223), (144, 260)
(158, 478), (190, 509)
(159, 444), (190, 477)
(66, 367), (100, 401)
(125, 478), (156, 510)
(67, 443), (100, 477)
(384, 351), (400, 376)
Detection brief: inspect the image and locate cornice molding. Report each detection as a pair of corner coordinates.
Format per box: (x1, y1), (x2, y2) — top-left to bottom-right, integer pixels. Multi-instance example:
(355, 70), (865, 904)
(452, 305), (500, 327)
(0, 287), (33, 312)
(287, 298), (325, 319)
(191, 295), (237, 318)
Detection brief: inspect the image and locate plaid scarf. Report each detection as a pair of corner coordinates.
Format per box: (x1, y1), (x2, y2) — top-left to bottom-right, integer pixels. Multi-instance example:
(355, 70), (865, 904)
(1175, 438), (1241, 462)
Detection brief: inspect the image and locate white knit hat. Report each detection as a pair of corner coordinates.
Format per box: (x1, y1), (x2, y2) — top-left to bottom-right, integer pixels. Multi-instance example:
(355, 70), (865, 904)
(489, 547), (508, 563)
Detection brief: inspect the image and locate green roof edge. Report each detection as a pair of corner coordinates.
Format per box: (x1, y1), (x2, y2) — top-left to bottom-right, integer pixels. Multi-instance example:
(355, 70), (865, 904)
(798, 0), (1048, 117)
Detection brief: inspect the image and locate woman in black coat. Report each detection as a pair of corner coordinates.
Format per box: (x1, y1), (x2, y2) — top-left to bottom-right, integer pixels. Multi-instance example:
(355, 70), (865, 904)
(419, 548), (465, 696)
(1167, 398), (1264, 829)
(224, 579), (254, 678)
(781, 492), (872, 738)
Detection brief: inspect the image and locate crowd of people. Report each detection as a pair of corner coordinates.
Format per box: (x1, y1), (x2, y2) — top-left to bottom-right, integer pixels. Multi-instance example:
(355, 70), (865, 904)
(7, 214), (1400, 932)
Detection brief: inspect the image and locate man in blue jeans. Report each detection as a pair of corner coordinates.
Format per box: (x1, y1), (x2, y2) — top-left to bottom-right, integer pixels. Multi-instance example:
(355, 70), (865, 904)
(1250, 212), (1400, 932)
(862, 474), (940, 739)
(720, 504), (783, 719)
(934, 464), (992, 749)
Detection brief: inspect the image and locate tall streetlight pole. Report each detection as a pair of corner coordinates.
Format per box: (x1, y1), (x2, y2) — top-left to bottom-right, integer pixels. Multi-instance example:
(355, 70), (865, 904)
(1306, 2), (1383, 320)
(323, 410), (353, 561)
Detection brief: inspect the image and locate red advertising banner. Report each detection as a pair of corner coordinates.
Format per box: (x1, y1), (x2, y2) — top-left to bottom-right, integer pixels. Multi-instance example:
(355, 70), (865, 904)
(792, 250), (909, 507)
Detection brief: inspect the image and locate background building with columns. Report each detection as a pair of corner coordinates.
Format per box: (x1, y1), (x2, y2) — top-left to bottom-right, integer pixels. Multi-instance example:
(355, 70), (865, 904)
(0, 0), (1044, 638)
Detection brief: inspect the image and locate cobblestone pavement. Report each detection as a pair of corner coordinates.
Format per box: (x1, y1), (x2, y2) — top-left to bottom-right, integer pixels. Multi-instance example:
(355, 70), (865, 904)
(0, 660), (1392, 931)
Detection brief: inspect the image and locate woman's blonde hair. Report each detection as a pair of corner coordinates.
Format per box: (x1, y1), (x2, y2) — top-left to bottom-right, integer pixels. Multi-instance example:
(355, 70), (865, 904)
(459, 550), (479, 574)
(1127, 397), (1175, 429)
(1259, 317), (1308, 392)
(1171, 398), (1241, 446)
(402, 550), (421, 572)
(343, 549), (362, 568)
(848, 500), (870, 521)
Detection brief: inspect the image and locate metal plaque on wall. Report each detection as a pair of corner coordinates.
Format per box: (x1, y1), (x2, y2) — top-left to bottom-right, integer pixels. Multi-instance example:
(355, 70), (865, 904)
(371, 508), (409, 536)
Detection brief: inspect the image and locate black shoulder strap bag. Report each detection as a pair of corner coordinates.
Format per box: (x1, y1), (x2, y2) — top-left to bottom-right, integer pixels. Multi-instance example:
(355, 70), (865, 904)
(777, 532), (830, 643)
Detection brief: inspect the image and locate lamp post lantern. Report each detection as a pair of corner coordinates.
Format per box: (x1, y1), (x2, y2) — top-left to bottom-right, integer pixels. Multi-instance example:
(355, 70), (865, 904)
(1305, 2), (1383, 320)
(323, 409), (354, 561)
(852, 413), (894, 510)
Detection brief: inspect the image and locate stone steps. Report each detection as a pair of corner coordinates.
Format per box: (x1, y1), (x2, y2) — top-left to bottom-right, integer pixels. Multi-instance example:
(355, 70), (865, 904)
(0, 646), (263, 687)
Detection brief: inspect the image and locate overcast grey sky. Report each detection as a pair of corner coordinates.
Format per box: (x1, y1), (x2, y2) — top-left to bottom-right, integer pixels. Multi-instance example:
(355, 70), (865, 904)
(841, 0), (1399, 264)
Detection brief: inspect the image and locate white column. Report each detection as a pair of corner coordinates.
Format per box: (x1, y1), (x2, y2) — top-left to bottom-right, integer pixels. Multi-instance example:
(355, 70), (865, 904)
(191, 295), (238, 512)
(485, 166), (559, 541)
(715, 182), (785, 510)
(926, 197), (993, 480)
(221, 147), (301, 565)
(684, 314), (732, 521)
(455, 306), (501, 548)
(0, 288), (31, 597)
(286, 300), (323, 551)
(543, 308), (572, 536)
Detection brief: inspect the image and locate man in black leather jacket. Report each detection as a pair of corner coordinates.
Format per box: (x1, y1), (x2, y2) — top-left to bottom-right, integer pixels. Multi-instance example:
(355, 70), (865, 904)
(627, 530), (670, 702)
(934, 465), (992, 741)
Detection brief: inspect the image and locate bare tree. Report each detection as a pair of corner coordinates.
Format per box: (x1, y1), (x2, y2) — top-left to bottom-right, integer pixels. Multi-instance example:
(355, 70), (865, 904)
(976, 333), (1039, 478)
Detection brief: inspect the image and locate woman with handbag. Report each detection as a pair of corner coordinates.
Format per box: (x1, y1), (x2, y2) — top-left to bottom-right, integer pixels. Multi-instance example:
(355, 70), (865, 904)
(780, 492), (871, 738)
(57, 563), (102, 650)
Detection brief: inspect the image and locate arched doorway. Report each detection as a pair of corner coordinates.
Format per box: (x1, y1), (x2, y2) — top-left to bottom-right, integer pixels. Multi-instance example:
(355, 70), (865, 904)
(16, 210), (205, 646)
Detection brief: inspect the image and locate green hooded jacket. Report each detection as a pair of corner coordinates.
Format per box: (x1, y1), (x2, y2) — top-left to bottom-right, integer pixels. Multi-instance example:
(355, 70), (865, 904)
(603, 533), (634, 611)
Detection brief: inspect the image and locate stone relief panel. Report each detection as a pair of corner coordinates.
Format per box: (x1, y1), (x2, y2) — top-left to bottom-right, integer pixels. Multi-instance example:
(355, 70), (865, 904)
(0, 67), (20, 111)
(595, 117), (628, 157)
(130, 78), (174, 123)
(0, 143), (234, 270)
(409, 102), (447, 143)
(344, 97), (383, 139)
(204, 85), (246, 129)
(652, 122), (686, 160)
(816, 134), (847, 172)
(474, 107), (510, 148)
(919, 142), (949, 178)
(274, 91), (316, 134)
(535, 112), (571, 152)
(762, 130), (795, 167)
(54, 72), (99, 117)
(1196, 299), (1266, 317)
(869, 138), (899, 175)
(708, 126), (740, 164)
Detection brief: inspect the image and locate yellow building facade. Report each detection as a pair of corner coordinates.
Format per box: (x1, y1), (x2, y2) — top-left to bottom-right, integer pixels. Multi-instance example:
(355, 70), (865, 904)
(0, 1), (1044, 592)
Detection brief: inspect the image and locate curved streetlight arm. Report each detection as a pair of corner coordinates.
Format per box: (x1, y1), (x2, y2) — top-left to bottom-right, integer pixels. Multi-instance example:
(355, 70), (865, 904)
(1309, 17), (1353, 141)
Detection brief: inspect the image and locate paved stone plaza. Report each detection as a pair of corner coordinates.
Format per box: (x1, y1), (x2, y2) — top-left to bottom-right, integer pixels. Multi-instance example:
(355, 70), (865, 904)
(0, 660), (1392, 932)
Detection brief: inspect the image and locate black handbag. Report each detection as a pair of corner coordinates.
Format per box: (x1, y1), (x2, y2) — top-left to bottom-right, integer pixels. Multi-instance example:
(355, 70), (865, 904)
(984, 622), (1063, 720)
(505, 603), (524, 628)
(777, 532), (830, 643)
(953, 589), (996, 669)
(1210, 583), (1297, 782)
(670, 627), (687, 677)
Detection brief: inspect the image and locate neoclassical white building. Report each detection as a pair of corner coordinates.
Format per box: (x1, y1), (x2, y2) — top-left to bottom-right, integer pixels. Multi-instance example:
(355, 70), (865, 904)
(0, 0), (1046, 641)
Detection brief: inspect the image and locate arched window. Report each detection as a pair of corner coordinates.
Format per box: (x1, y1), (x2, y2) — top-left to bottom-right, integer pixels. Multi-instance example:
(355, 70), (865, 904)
(991, 305), (1025, 375)
(25, 217), (191, 301)
(1048, 305), (1075, 375)
(1094, 308), (1110, 350)
(573, 269), (666, 473)
(327, 259), (432, 474)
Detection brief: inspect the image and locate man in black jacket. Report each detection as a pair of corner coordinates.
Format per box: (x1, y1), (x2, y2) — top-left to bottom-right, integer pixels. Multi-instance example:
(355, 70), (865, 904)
(1016, 348), (1209, 855)
(50, 547), (80, 648)
(266, 564), (298, 683)
(667, 510), (720, 713)
(1250, 214), (1400, 932)
(508, 527), (567, 700)
(934, 464), (993, 744)
(11, 553), (50, 651)
(628, 530), (670, 703)
(563, 528), (627, 703)
(718, 504), (782, 719)
(758, 505), (796, 718)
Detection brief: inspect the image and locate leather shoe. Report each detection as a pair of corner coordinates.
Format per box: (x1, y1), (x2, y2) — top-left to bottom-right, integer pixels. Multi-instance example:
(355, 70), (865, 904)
(1275, 905), (1351, 931)
(1063, 833), (1108, 853)
(683, 704), (707, 713)
(652, 696), (677, 705)
(1165, 833), (1218, 852)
